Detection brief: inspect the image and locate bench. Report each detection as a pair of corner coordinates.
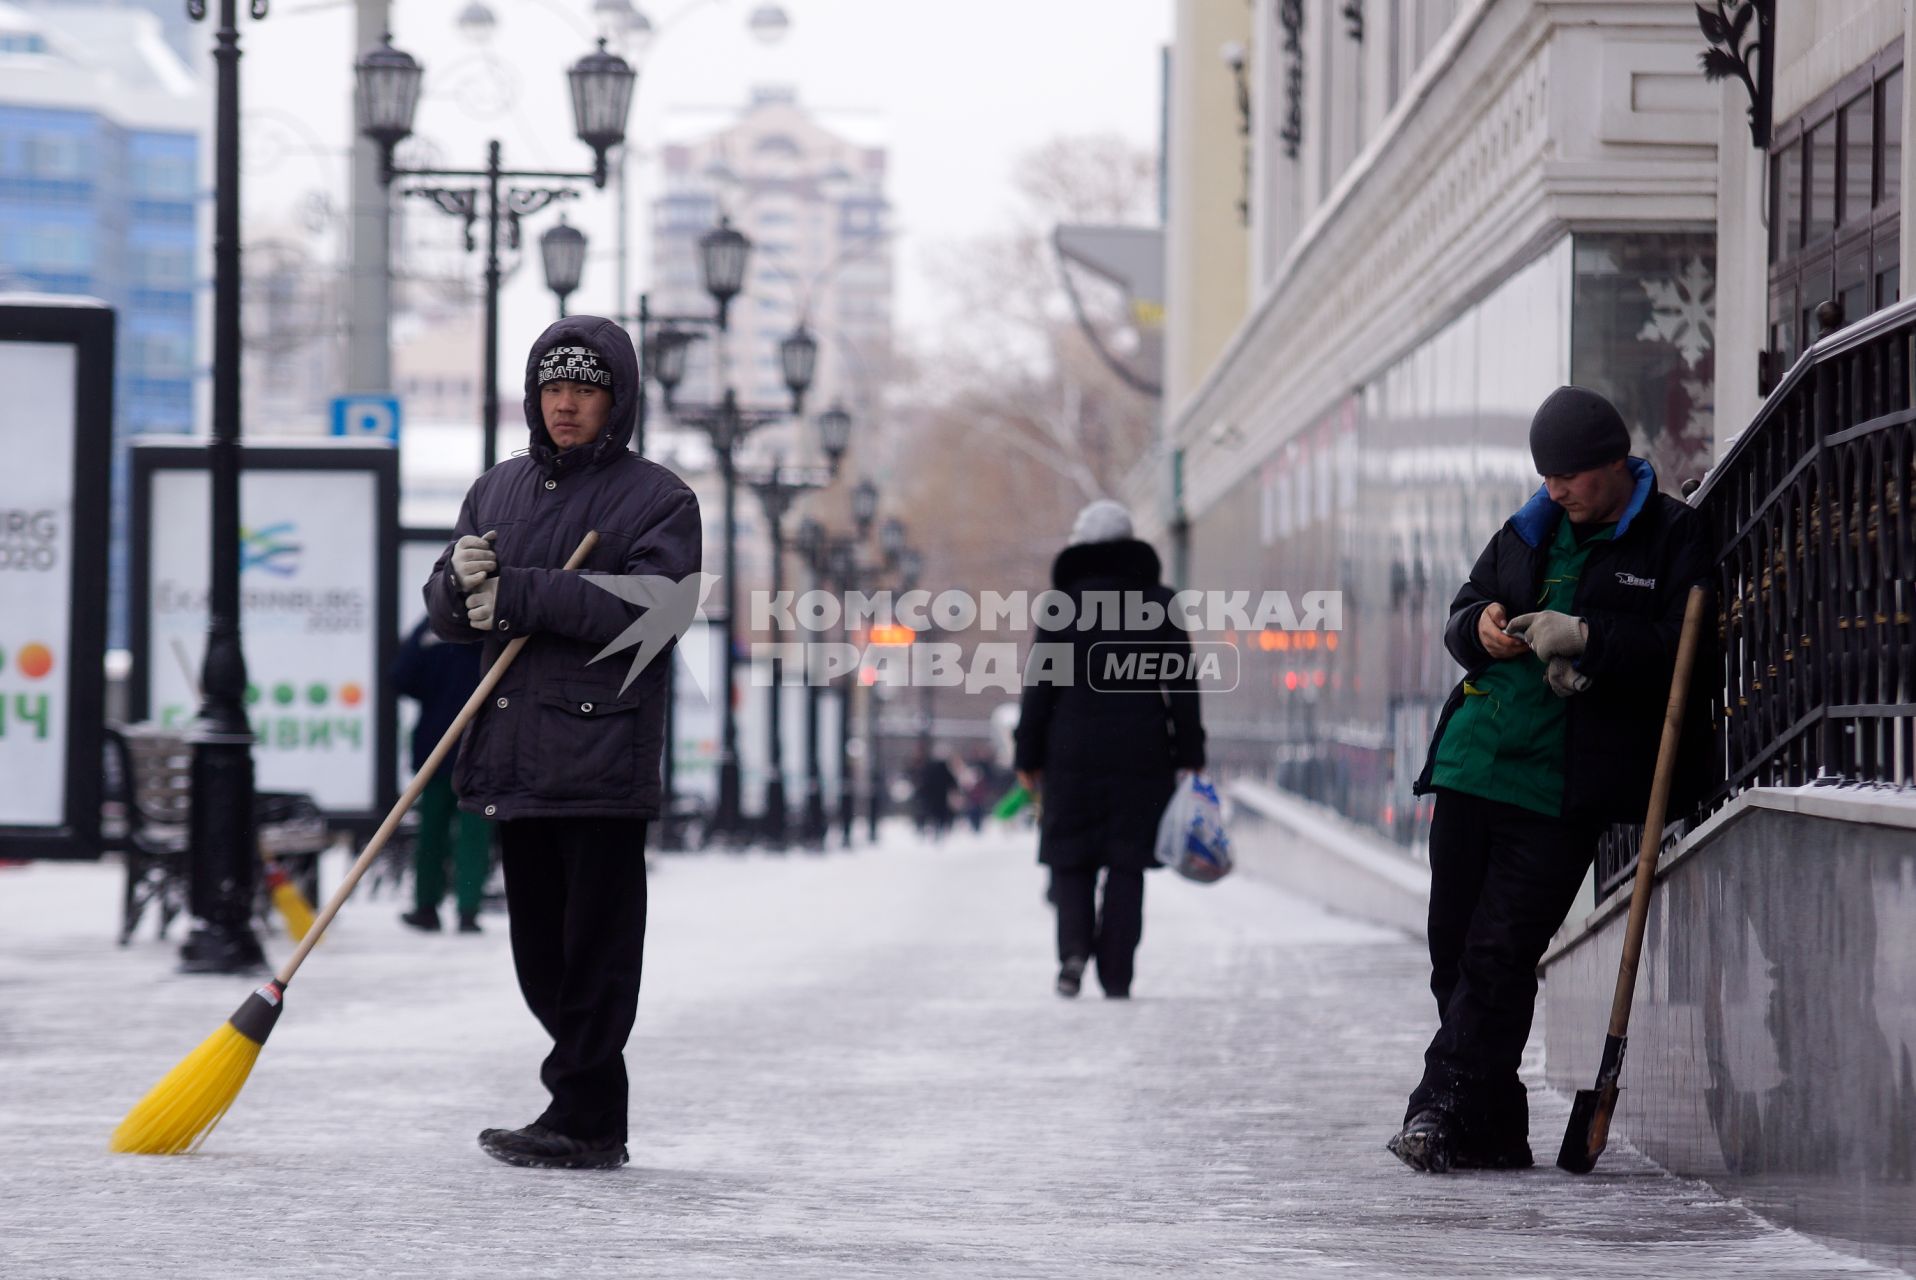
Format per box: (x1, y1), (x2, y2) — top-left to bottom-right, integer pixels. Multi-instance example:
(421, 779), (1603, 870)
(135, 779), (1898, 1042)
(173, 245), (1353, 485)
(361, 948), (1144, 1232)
(103, 722), (332, 945)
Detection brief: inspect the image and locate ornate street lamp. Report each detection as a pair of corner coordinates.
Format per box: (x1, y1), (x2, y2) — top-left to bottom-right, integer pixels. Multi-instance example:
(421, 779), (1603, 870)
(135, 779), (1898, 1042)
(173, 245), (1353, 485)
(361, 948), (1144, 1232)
(455, 0), (497, 43)
(850, 477), (879, 539)
(568, 37), (638, 183)
(816, 402), (851, 468)
(698, 217), (750, 328)
(780, 325), (817, 413)
(880, 515), (907, 566)
(354, 35), (423, 177)
(540, 218), (588, 317)
(650, 324), (695, 405)
(356, 32), (633, 467)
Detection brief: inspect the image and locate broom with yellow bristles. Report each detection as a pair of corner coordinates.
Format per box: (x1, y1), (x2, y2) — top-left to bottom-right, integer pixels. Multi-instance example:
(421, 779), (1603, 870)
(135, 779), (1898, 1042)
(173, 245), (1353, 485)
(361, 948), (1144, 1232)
(111, 531), (599, 1155)
(260, 858), (317, 942)
(171, 636), (321, 944)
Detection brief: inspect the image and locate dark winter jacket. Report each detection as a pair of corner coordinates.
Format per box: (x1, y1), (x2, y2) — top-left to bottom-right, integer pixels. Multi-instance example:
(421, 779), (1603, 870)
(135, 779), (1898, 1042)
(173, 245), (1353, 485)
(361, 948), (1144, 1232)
(1014, 538), (1207, 871)
(394, 617), (482, 774)
(424, 315), (702, 822)
(1413, 459), (1714, 826)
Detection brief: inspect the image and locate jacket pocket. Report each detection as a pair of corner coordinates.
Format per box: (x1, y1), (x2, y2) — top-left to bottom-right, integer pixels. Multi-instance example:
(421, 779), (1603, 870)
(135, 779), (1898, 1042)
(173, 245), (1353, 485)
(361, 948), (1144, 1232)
(523, 680), (642, 801)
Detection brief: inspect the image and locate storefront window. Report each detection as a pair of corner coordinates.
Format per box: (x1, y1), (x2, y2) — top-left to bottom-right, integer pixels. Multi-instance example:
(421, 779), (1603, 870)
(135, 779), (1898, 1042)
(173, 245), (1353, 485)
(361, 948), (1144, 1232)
(1774, 143), (1802, 260)
(1808, 117), (1838, 244)
(1571, 234), (1716, 490)
(1842, 93), (1873, 225)
(1768, 51), (1902, 381)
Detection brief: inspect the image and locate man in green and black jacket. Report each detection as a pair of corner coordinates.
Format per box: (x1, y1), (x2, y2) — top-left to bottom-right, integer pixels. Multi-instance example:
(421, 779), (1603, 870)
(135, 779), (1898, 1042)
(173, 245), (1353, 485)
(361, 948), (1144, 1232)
(1388, 385), (1711, 1174)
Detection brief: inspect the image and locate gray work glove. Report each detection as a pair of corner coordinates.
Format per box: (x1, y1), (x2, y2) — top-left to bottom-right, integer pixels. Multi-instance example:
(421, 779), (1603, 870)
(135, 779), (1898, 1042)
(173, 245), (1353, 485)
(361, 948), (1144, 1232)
(464, 577), (498, 630)
(1544, 656), (1591, 698)
(451, 531), (497, 591)
(1505, 609), (1587, 662)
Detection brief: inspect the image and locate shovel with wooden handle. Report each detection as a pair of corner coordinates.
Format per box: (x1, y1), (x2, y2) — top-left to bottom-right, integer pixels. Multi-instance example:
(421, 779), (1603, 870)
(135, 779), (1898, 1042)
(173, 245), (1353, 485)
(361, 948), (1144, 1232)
(1556, 583), (1709, 1174)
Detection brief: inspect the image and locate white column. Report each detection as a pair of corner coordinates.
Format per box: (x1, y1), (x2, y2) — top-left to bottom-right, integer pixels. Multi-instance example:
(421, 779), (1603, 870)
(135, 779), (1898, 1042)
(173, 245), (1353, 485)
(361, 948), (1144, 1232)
(1714, 78), (1768, 454)
(345, 0), (392, 398)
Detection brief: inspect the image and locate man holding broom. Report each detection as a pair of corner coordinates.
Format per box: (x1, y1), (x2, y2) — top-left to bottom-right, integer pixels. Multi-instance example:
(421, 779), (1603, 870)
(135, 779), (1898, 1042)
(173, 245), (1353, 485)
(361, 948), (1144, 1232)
(427, 315), (701, 1170)
(1389, 386), (1709, 1173)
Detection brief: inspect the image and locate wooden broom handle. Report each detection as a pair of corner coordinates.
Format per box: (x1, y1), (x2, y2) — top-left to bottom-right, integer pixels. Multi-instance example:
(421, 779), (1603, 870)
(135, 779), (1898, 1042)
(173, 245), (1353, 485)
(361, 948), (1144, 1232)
(275, 530), (600, 985)
(1603, 584), (1709, 1038)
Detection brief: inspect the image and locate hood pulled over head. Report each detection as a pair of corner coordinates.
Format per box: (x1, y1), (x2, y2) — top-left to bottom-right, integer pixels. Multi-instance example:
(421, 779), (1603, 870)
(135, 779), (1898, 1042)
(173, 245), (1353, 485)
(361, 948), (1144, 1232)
(522, 314), (640, 474)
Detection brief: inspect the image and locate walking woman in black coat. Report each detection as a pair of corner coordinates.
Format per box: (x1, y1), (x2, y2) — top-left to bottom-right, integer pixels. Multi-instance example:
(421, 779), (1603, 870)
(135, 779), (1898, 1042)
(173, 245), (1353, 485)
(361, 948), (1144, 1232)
(1013, 501), (1206, 998)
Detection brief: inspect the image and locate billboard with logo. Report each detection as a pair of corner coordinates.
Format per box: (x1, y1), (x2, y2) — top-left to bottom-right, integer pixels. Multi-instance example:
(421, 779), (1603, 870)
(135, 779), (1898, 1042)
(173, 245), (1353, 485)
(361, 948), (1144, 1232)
(130, 442), (399, 830)
(0, 301), (111, 859)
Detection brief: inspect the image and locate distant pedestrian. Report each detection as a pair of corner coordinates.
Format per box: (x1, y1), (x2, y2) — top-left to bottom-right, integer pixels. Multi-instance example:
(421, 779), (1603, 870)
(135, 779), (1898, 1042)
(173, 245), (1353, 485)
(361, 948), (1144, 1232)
(393, 617), (490, 934)
(1013, 500), (1205, 999)
(913, 747), (957, 839)
(960, 751), (995, 833)
(1390, 386), (1709, 1173)
(426, 314), (701, 1170)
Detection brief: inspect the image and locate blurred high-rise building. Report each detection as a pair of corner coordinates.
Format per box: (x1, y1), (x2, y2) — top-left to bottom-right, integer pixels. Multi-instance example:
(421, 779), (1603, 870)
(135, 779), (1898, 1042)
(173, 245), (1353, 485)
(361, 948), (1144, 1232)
(650, 85), (894, 454)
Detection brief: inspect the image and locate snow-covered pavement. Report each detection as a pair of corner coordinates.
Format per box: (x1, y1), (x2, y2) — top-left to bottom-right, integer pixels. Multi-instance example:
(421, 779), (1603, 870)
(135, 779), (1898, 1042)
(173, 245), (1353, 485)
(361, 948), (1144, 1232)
(0, 826), (1897, 1278)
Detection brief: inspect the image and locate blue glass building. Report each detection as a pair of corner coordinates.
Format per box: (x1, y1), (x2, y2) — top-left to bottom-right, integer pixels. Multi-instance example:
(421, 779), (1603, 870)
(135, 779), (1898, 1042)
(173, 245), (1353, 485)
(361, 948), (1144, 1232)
(0, 2), (202, 645)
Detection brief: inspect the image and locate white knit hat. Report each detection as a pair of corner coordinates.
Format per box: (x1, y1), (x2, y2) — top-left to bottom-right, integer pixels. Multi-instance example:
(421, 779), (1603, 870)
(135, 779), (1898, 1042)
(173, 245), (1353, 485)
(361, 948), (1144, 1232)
(1069, 499), (1133, 545)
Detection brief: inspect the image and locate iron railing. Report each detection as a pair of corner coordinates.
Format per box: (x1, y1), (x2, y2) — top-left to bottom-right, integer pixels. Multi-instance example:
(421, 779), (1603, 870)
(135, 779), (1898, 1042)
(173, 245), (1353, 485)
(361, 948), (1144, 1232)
(1595, 297), (1916, 896)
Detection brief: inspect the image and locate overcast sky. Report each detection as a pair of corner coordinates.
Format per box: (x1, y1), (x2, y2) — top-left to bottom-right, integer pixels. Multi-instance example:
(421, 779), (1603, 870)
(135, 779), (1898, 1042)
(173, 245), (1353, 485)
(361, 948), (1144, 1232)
(231, 0), (1172, 357)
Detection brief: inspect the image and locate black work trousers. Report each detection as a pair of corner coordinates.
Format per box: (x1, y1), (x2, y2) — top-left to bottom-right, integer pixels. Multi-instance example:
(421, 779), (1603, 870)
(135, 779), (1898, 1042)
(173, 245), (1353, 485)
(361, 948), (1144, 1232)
(499, 816), (649, 1143)
(1406, 790), (1599, 1150)
(1051, 865), (1145, 996)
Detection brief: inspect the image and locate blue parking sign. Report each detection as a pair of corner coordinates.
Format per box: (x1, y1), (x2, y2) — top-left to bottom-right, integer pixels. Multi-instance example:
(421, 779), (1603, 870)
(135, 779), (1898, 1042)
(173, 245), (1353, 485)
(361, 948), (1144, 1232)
(331, 394), (401, 443)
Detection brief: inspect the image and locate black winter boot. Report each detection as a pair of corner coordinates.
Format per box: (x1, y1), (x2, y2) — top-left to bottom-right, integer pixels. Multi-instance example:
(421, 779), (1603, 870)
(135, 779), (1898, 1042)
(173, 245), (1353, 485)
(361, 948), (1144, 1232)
(478, 1123), (627, 1170)
(400, 907), (441, 932)
(1056, 955), (1087, 999)
(1388, 1109), (1458, 1173)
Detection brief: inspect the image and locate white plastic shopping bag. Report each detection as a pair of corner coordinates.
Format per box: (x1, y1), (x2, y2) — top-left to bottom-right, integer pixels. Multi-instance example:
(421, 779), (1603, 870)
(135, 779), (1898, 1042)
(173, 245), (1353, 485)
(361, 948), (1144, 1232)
(1154, 772), (1232, 883)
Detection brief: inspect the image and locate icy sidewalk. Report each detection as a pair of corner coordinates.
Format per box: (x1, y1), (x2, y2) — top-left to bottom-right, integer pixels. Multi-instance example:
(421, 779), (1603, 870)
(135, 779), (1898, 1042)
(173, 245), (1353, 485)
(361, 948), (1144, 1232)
(0, 828), (1897, 1279)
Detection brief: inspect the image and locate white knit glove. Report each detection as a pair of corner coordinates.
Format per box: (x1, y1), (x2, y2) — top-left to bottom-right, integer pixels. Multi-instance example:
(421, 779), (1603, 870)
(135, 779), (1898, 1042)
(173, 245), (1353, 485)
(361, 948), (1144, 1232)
(465, 578), (498, 630)
(451, 531), (497, 591)
(1505, 610), (1587, 663)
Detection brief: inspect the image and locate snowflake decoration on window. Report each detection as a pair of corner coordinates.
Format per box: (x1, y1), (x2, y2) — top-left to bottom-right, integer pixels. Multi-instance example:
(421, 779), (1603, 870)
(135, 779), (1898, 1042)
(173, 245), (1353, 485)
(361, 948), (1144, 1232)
(1637, 257), (1715, 370)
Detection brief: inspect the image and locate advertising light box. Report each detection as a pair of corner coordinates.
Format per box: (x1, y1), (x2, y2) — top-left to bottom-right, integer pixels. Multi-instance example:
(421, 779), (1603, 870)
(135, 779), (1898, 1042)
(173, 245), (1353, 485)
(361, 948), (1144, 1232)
(131, 442), (398, 829)
(0, 301), (111, 858)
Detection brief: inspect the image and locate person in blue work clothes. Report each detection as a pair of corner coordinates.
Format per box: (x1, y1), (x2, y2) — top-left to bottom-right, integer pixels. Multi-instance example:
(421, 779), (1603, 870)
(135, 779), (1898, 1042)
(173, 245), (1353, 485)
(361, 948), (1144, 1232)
(1389, 386), (1710, 1173)
(394, 617), (491, 934)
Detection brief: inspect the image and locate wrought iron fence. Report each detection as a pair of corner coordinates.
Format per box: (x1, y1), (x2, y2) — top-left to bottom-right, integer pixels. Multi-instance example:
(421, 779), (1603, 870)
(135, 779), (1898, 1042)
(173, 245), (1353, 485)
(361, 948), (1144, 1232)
(1595, 298), (1916, 897)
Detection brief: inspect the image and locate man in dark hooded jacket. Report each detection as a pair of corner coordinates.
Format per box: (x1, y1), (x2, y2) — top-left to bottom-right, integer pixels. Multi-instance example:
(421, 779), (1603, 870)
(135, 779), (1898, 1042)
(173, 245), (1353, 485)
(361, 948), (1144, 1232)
(1389, 385), (1710, 1174)
(425, 315), (701, 1170)
(1014, 500), (1206, 999)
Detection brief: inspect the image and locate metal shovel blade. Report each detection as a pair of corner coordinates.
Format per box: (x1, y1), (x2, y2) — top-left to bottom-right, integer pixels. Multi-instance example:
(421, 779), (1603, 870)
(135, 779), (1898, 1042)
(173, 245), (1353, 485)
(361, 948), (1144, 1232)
(1557, 1082), (1617, 1173)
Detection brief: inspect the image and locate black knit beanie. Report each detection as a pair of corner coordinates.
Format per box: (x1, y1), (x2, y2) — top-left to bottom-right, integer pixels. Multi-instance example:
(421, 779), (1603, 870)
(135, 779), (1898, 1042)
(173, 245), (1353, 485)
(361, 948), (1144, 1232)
(1529, 386), (1631, 476)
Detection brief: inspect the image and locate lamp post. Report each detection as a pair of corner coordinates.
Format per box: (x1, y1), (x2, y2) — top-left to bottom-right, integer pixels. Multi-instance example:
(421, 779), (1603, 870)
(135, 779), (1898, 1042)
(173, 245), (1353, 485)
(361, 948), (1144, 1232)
(793, 516), (827, 847)
(899, 544), (931, 758)
(540, 217), (588, 317)
(356, 32), (635, 470)
(178, 0), (268, 974)
(744, 449), (839, 849)
(636, 217), (821, 842)
(826, 537), (860, 847)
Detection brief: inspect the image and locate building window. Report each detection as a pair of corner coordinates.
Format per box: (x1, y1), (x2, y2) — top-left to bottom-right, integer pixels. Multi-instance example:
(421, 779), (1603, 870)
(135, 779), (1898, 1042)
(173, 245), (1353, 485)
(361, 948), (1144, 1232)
(1767, 44), (1902, 371)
